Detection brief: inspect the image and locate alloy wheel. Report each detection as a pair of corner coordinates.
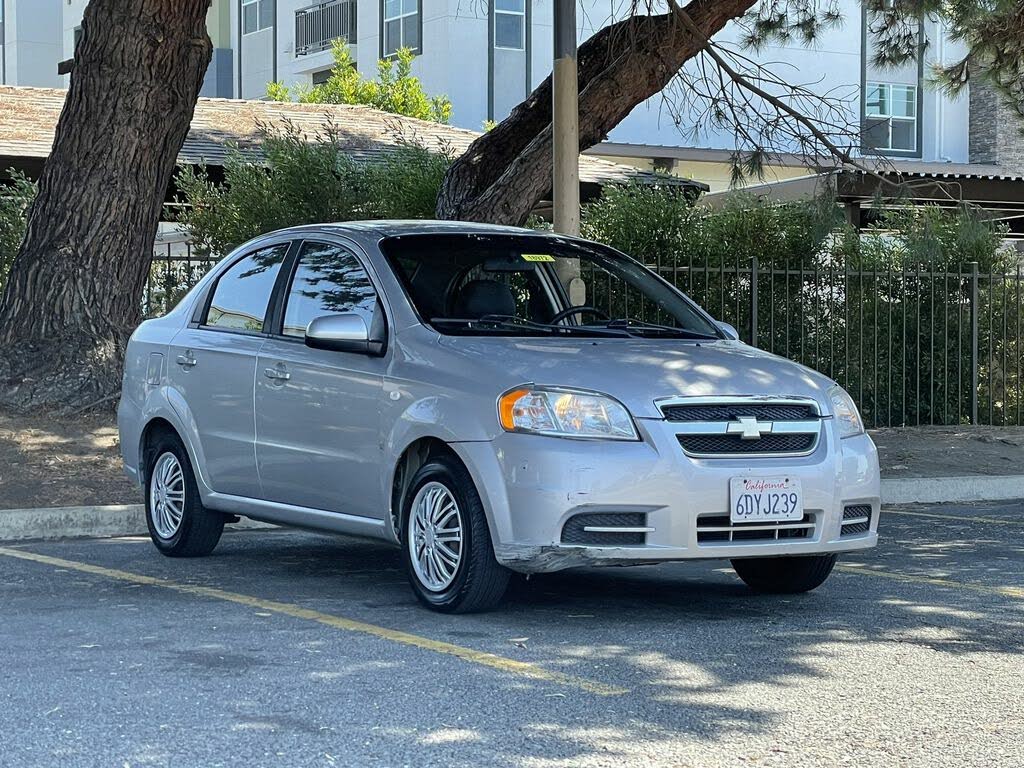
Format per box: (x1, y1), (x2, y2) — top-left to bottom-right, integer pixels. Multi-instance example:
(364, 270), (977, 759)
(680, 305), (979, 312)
(408, 481), (464, 591)
(150, 451), (185, 539)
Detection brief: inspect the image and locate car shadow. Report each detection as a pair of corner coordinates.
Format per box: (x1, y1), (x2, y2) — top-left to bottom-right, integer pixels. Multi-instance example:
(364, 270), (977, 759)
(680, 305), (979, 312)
(175, 509), (1024, 766)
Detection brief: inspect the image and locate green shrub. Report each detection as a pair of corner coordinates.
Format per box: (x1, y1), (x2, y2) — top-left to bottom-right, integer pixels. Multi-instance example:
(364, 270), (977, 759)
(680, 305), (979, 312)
(582, 182), (1016, 426)
(267, 42), (452, 124)
(0, 171), (36, 293)
(175, 122), (454, 255)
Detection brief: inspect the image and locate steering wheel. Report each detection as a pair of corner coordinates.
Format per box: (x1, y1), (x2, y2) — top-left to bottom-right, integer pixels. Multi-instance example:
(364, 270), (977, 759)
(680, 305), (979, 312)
(548, 306), (611, 325)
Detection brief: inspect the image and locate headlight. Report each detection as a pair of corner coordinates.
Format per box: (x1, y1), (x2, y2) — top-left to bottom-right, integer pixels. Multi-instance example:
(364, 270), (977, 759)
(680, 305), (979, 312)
(497, 386), (639, 440)
(828, 385), (864, 438)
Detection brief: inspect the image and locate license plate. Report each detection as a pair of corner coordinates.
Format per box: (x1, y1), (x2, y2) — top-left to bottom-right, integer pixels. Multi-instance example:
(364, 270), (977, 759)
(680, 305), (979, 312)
(729, 476), (803, 523)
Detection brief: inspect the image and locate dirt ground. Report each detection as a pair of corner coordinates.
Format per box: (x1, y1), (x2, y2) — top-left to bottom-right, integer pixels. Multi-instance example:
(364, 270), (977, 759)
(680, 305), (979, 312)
(871, 425), (1024, 478)
(0, 409), (138, 509)
(2, 410), (1024, 509)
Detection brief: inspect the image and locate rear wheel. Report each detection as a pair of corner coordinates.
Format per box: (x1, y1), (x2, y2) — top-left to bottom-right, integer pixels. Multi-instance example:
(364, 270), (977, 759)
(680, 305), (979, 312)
(731, 554), (837, 594)
(145, 433), (224, 557)
(400, 455), (510, 613)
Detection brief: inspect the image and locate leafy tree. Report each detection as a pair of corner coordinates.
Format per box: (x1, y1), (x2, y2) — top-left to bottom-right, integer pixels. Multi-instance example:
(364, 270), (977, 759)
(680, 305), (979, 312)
(176, 123), (454, 256)
(267, 41), (452, 124)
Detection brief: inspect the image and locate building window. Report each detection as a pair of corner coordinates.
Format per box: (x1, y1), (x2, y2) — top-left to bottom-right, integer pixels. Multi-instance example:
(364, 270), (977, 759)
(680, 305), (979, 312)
(312, 68), (333, 86)
(73, 26), (83, 52)
(863, 82), (917, 153)
(494, 0), (525, 50)
(242, 0), (274, 35)
(382, 0), (420, 56)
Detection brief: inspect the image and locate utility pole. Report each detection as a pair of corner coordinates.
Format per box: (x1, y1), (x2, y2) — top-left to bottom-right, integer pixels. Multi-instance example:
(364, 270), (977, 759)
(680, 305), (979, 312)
(552, 0), (585, 302)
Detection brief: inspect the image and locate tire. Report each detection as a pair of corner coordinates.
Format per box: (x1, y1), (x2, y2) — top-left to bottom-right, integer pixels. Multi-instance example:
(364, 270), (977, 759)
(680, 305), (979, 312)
(144, 433), (224, 558)
(731, 553), (837, 594)
(400, 454), (510, 613)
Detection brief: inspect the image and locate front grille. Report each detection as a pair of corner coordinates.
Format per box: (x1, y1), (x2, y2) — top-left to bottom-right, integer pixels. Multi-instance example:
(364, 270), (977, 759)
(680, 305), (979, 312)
(662, 403), (817, 422)
(841, 504), (872, 536)
(696, 513), (815, 544)
(662, 398), (822, 458)
(678, 433), (816, 455)
(561, 512), (647, 546)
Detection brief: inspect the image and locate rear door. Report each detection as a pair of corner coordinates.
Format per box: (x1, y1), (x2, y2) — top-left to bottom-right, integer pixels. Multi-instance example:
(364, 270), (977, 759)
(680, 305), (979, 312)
(254, 239), (387, 518)
(168, 241), (291, 498)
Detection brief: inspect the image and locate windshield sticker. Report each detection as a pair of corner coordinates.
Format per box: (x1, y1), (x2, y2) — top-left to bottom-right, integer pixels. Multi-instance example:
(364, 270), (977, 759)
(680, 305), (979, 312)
(521, 254), (555, 263)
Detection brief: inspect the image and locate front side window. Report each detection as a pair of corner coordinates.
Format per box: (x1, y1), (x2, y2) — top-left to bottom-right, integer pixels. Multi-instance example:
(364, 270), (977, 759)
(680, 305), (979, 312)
(381, 234), (721, 339)
(863, 82), (917, 153)
(205, 244), (288, 332)
(382, 0), (420, 56)
(494, 0), (525, 50)
(281, 241), (378, 337)
(242, 0), (274, 35)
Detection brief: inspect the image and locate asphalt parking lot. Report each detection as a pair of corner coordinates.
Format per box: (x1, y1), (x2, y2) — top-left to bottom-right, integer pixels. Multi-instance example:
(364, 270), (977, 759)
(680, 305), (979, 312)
(2, 502), (1022, 768)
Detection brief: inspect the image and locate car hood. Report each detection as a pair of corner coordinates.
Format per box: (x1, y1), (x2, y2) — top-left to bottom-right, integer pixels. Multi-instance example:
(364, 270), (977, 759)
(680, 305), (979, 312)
(436, 336), (835, 419)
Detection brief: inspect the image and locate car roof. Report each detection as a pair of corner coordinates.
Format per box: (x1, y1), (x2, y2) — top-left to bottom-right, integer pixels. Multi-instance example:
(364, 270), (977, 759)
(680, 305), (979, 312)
(266, 220), (557, 239)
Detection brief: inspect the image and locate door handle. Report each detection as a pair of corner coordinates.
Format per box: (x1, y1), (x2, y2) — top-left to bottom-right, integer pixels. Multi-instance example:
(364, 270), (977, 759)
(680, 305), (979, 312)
(264, 367), (291, 381)
(175, 352), (197, 368)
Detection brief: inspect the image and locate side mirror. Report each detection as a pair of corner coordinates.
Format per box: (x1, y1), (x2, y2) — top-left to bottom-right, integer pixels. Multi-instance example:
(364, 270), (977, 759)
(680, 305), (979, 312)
(305, 313), (384, 355)
(716, 321), (740, 341)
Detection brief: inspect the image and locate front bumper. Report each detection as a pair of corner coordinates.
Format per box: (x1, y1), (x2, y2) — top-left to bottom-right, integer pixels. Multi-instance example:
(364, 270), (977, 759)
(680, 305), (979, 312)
(452, 419), (880, 574)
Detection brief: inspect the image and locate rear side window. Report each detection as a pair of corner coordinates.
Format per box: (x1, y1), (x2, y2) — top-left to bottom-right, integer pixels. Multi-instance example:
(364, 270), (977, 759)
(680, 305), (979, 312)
(281, 241), (378, 337)
(204, 244), (289, 332)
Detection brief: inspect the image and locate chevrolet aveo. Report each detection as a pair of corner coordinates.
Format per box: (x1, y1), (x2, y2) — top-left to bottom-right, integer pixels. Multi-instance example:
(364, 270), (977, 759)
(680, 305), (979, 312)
(118, 221), (880, 613)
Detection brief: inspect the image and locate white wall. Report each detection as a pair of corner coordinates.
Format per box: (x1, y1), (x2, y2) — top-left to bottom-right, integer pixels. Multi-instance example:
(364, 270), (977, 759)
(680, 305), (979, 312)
(4, 0), (63, 87)
(65, 0), (232, 96)
(921, 17), (969, 163)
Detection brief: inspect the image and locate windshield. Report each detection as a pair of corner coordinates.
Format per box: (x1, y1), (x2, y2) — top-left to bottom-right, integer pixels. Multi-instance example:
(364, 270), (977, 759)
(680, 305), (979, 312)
(380, 233), (722, 339)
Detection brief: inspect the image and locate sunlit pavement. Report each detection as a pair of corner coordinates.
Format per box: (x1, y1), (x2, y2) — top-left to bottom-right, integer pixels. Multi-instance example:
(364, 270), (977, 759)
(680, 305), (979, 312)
(1, 502), (1022, 767)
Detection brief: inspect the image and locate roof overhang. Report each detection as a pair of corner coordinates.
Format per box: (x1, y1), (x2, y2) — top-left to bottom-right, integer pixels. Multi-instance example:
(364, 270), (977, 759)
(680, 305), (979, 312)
(701, 164), (1024, 236)
(0, 86), (706, 206)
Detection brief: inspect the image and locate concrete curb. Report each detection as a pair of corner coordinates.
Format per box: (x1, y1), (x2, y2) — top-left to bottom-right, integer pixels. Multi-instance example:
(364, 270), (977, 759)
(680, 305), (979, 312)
(0, 504), (275, 542)
(881, 475), (1024, 505)
(2, 477), (1022, 542)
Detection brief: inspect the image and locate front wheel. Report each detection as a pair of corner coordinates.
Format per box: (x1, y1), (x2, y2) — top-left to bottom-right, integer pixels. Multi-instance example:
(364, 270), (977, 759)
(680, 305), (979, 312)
(145, 434), (224, 557)
(731, 554), (837, 594)
(400, 455), (510, 613)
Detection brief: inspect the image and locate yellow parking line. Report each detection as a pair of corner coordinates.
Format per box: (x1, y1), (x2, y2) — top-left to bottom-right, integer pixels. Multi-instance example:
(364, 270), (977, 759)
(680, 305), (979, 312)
(884, 509), (1024, 527)
(0, 546), (627, 697)
(836, 564), (1024, 600)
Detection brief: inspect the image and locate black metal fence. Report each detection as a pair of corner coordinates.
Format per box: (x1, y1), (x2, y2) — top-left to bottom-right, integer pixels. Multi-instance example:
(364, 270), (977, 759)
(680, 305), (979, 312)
(147, 244), (1023, 429)
(655, 257), (1024, 428)
(143, 244), (217, 318)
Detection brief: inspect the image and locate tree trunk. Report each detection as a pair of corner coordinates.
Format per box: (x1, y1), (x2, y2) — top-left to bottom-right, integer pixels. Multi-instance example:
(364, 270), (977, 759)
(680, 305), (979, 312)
(0, 0), (212, 411)
(436, 0), (756, 225)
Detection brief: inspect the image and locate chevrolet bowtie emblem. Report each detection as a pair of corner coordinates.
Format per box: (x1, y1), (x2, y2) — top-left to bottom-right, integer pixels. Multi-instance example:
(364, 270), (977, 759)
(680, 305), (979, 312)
(726, 416), (773, 440)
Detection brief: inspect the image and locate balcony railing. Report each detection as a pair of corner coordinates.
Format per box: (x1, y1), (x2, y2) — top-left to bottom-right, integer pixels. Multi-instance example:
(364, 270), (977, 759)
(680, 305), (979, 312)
(295, 0), (357, 56)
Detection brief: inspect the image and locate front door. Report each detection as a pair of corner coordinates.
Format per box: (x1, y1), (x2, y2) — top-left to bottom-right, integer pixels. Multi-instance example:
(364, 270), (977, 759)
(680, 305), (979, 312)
(167, 241), (291, 498)
(255, 240), (387, 519)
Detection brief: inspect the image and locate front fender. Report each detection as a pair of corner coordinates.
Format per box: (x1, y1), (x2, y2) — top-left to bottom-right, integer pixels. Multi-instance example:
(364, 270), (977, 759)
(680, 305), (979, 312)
(381, 393), (500, 544)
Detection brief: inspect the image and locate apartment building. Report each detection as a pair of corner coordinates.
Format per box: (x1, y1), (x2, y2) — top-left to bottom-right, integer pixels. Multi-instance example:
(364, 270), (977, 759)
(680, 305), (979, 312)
(1, 0), (63, 87)
(228, 0), (994, 187)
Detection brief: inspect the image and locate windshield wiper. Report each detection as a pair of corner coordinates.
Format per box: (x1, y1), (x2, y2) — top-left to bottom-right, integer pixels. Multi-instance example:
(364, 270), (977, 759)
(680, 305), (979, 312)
(479, 314), (633, 337)
(431, 315), (630, 337)
(430, 316), (554, 334)
(605, 318), (719, 340)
